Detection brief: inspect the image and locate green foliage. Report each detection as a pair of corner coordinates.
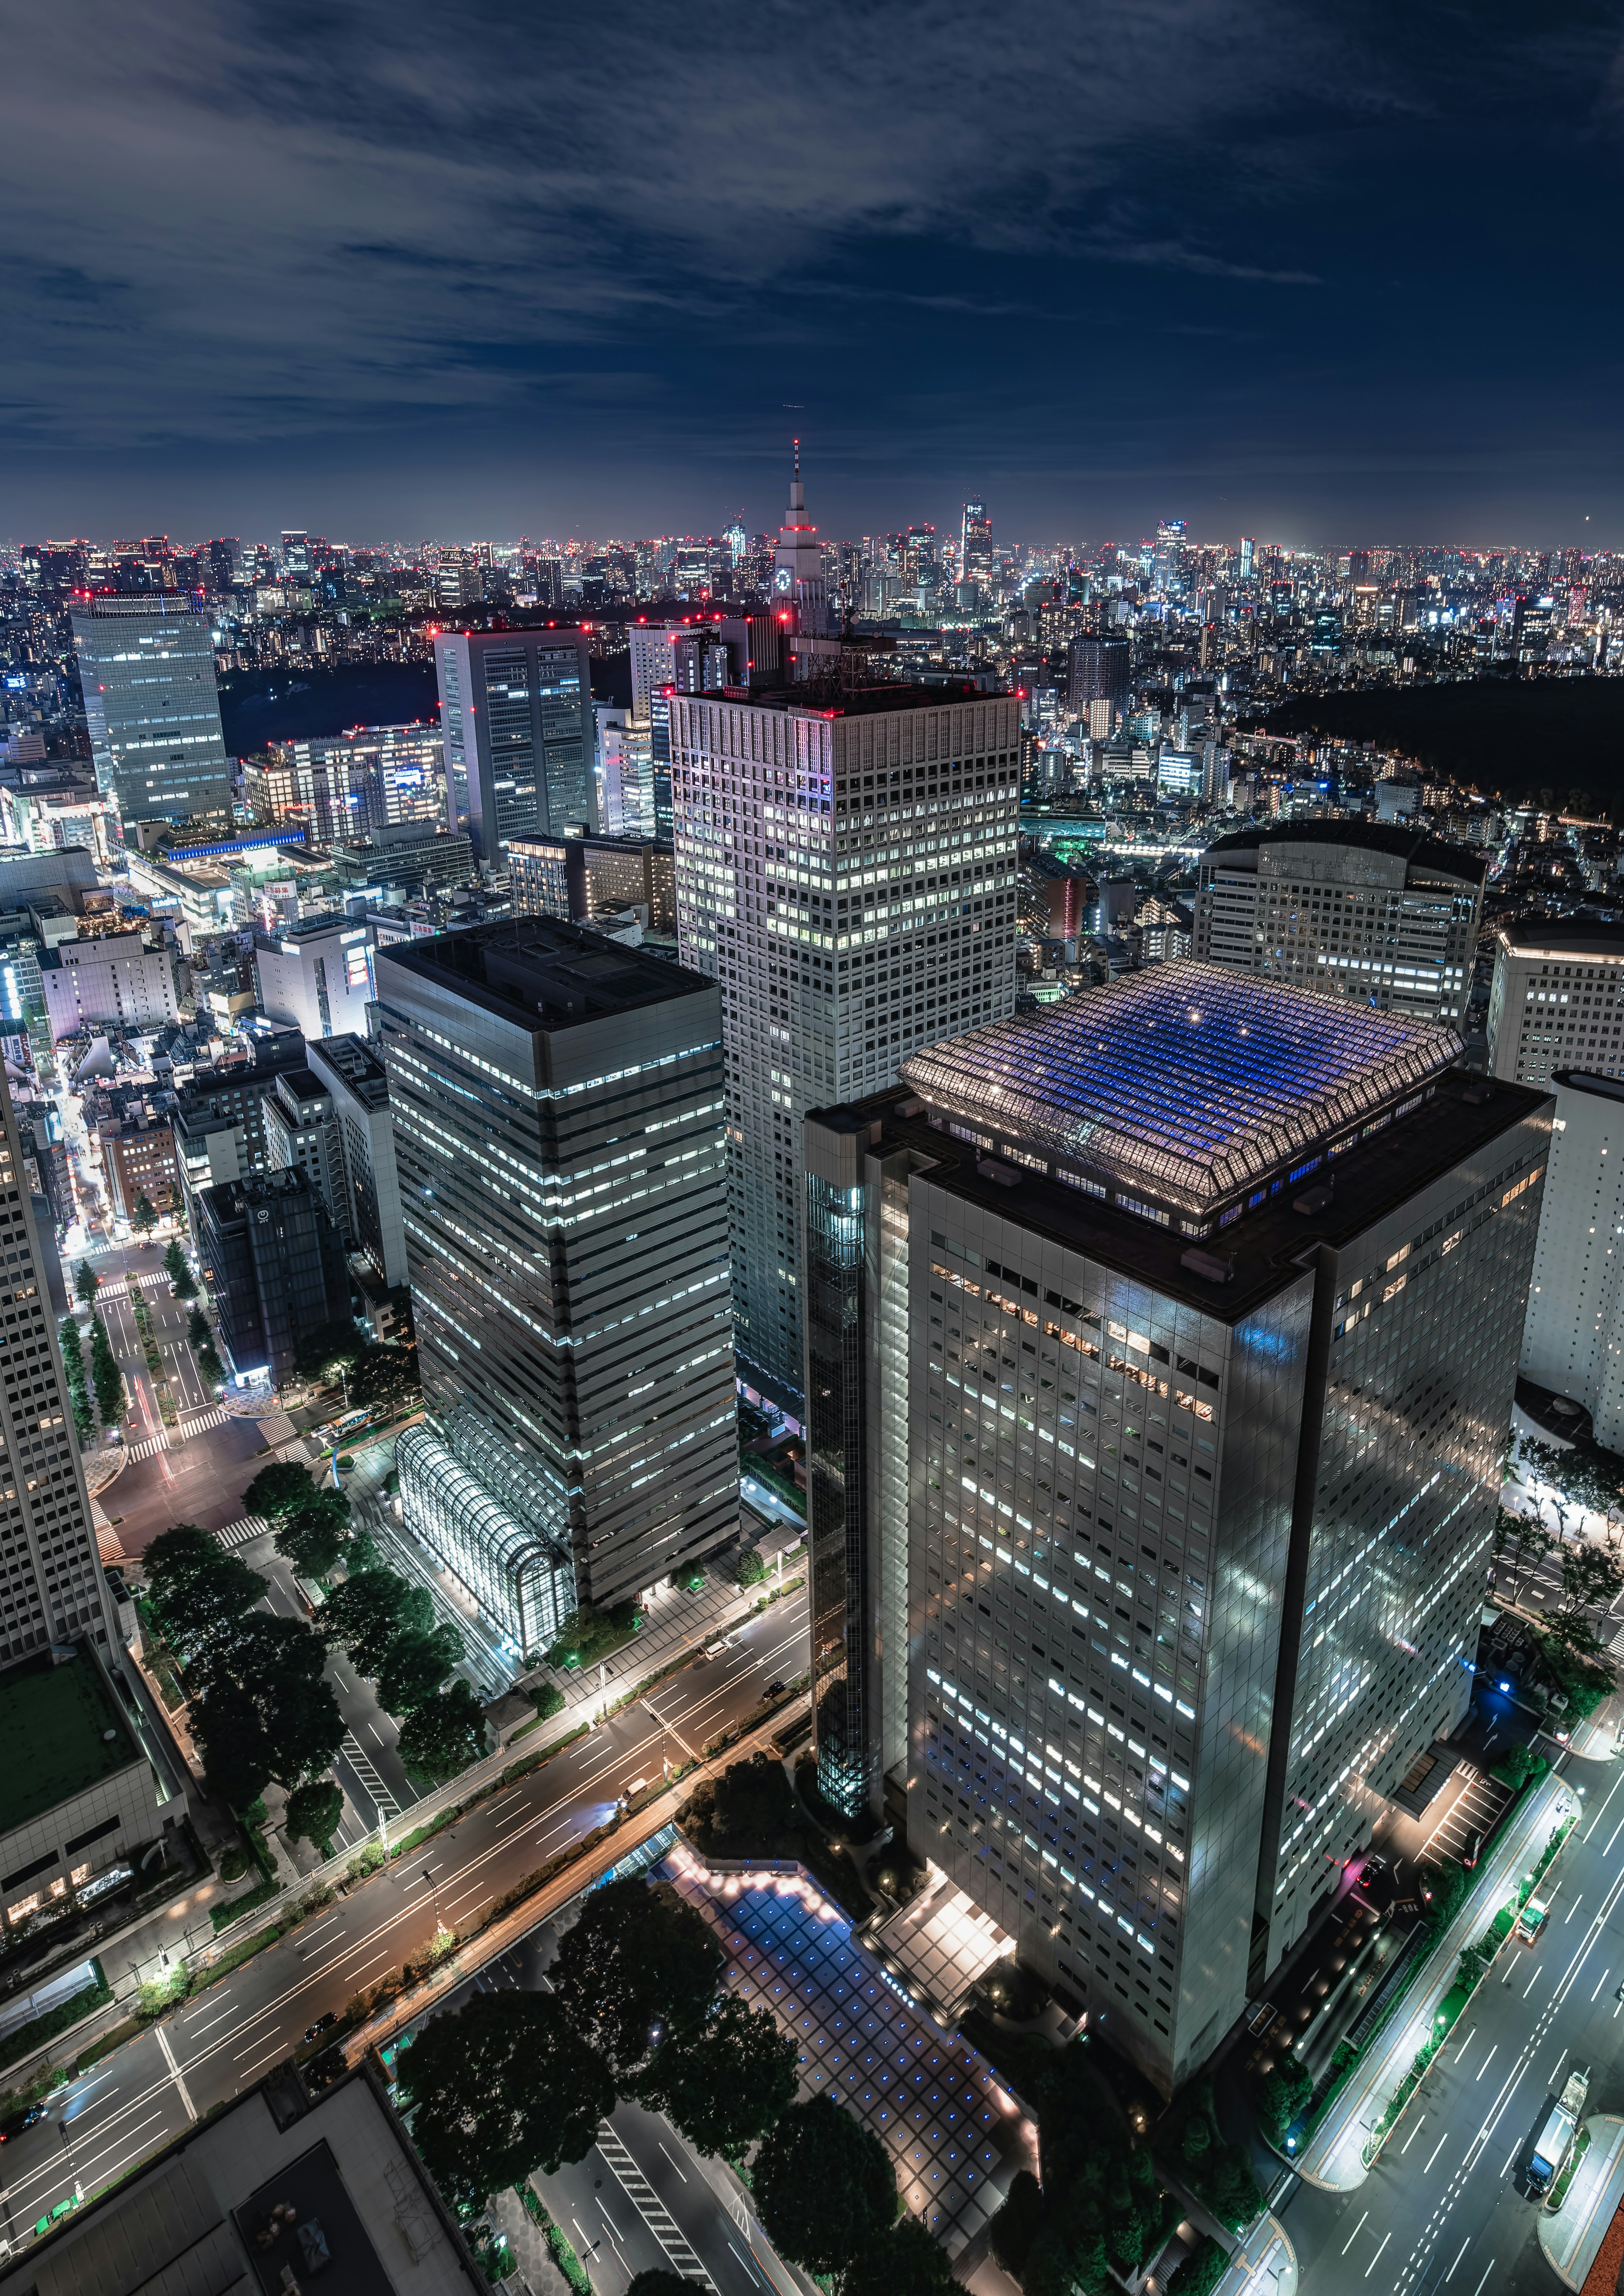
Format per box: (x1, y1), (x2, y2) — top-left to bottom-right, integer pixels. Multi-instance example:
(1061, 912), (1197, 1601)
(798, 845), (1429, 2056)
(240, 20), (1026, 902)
(634, 1990), (798, 2158)
(989, 2168), (1045, 2275)
(243, 1458), (319, 1520)
(90, 1312), (122, 1424)
(1491, 1743), (1549, 1791)
(737, 1547), (766, 1587)
(1423, 1857), (1468, 1933)
(549, 1875), (724, 2077)
(683, 1752), (798, 1852)
(348, 1341), (420, 1409)
(285, 1777), (343, 1849)
(840, 2216), (957, 2296)
(752, 2095), (899, 2276)
(398, 1679), (488, 1781)
(319, 1566), (425, 1675)
(144, 1522), (266, 1664)
(275, 1500), (350, 1582)
(0, 1969), (110, 2076)
(1167, 2233), (1229, 2296)
(293, 1315), (368, 1382)
(131, 1192), (158, 1234)
(532, 1682), (565, 1722)
(73, 1260), (99, 1305)
(545, 1600), (642, 1671)
(195, 1342), (224, 1383)
(162, 1239), (197, 1297)
(1255, 2051), (1314, 2147)
(190, 1613), (345, 1805)
(186, 1305), (211, 1348)
(626, 2274), (704, 2296)
(379, 1621), (465, 1714)
(392, 1991), (614, 2210)
(1172, 2080), (1263, 2233)
(59, 1318), (93, 1443)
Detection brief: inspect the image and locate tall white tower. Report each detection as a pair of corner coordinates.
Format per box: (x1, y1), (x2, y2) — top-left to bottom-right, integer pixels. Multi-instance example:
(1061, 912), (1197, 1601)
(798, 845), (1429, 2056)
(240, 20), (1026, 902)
(771, 440), (828, 631)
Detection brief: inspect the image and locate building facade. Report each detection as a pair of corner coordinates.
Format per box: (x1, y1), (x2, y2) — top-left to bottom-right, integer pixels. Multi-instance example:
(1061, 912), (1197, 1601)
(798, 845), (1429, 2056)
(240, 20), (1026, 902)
(1193, 823), (1485, 1029)
(101, 1116), (181, 1223)
(1520, 1068), (1624, 1448)
(433, 628), (595, 861)
(1067, 636), (1130, 720)
(253, 918), (375, 1040)
(41, 933), (179, 1042)
(194, 1169), (351, 1383)
(304, 1035), (409, 1289)
(804, 963), (1548, 2094)
(671, 682), (1020, 1416)
(373, 918), (738, 1628)
(509, 834), (676, 938)
(71, 596), (232, 830)
(247, 722), (447, 841)
(1486, 921), (1624, 1089)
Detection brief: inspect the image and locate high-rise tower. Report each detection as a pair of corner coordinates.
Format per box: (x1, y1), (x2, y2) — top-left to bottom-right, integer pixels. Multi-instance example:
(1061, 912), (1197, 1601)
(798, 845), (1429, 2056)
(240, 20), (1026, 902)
(771, 441), (828, 632)
(71, 596), (232, 832)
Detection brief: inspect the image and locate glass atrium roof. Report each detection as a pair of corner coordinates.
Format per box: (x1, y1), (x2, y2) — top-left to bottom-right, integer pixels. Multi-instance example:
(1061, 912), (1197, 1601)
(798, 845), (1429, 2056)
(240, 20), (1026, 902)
(899, 960), (1458, 1214)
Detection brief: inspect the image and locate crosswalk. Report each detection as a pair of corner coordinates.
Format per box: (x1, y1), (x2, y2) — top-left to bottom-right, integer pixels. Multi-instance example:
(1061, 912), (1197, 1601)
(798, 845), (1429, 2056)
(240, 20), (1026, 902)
(338, 1730), (402, 1826)
(179, 1405), (229, 1439)
(126, 1433), (169, 1463)
(594, 2125), (717, 2291)
(91, 1272), (171, 1302)
(121, 1405), (233, 1464)
(215, 1515), (269, 1552)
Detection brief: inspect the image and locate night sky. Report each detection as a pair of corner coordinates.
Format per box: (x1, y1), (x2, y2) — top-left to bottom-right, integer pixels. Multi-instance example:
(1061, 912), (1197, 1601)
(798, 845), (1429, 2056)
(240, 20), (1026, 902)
(5, 0), (1624, 546)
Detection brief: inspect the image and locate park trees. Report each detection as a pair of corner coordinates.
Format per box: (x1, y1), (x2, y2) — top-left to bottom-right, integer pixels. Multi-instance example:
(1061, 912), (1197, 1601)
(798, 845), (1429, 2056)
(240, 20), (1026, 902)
(392, 1992), (614, 2211)
(143, 1524), (266, 1666)
(273, 1490), (351, 1581)
(189, 1613), (344, 1808)
(633, 1989), (797, 2159)
(244, 1459), (322, 1521)
(548, 1876), (723, 2076)
(377, 1621), (464, 1715)
(89, 1314), (122, 1425)
(840, 2218), (957, 2296)
(285, 1777), (343, 1852)
(397, 1679), (487, 1781)
(294, 1317), (367, 1385)
(751, 2095), (898, 2277)
(320, 1568), (428, 1676)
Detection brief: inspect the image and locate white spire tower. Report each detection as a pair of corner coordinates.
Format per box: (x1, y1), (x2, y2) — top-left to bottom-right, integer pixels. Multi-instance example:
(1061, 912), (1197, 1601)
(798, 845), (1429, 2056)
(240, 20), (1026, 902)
(771, 438), (828, 631)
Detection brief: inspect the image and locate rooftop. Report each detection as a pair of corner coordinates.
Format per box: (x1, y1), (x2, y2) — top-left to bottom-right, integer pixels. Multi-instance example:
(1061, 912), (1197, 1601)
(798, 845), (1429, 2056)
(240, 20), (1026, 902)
(1202, 818), (1487, 885)
(900, 960), (1459, 1217)
(693, 681), (1009, 719)
(1497, 918), (1624, 956)
(374, 914), (713, 1033)
(0, 1651), (141, 1840)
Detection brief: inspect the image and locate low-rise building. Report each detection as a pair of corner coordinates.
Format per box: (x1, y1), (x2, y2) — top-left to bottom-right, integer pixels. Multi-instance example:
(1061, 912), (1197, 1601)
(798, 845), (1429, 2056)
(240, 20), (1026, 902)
(0, 1646), (166, 1935)
(40, 933), (179, 1042)
(99, 1114), (180, 1223)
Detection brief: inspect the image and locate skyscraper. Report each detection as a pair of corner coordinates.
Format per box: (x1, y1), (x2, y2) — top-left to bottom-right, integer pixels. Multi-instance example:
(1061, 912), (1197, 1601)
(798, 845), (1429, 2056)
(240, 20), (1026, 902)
(804, 964), (1547, 2094)
(1067, 635), (1130, 723)
(1193, 823), (1485, 1029)
(433, 627), (595, 862)
(71, 596), (232, 832)
(373, 918), (738, 1645)
(771, 442), (828, 631)
(1520, 1068), (1624, 1445)
(672, 681), (1020, 1417)
(1485, 920), (1624, 1088)
(960, 499), (993, 593)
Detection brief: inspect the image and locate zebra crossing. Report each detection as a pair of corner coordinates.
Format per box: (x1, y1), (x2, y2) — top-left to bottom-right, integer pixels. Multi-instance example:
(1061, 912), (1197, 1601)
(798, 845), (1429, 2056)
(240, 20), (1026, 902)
(215, 1514), (269, 1552)
(126, 1432), (170, 1463)
(594, 2125), (717, 2291)
(338, 1730), (402, 1826)
(121, 1405), (232, 1464)
(179, 1405), (229, 1438)
(91, 1271), (171, 1302)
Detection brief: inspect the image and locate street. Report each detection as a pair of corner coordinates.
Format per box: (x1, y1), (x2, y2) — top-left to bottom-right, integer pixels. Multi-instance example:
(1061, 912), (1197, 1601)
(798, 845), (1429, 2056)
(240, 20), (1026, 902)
(0, 1582), (809, 2260)
(1287, 1741), (1624, 2296)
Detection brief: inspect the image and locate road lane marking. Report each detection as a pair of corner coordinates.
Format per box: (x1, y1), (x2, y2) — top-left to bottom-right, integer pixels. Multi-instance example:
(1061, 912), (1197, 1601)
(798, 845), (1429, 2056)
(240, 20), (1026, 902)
(1342, 2208), (1369, 2252)
(155, 2024), (197, 2120)
(1425, 2133), (1448, 2170)
(234, 2037), (294, 2083)
(1564, 1894), (1583, 1923)
(1444, 2236), (1471, 2281)
(1474, 2045), (1498, 2081)
(1523, 1966), (1543, 1995)
(658, 2140), (688, 2180)
(1470, 2269), (1492, 2296)
(1365, 2230), (1391, 2278)
(1454, 2028), (1478, 2063)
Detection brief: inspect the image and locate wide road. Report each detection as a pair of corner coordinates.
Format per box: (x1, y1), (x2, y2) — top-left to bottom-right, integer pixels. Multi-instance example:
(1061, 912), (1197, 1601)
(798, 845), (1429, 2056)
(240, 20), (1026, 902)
(0, 1586), (810, 2262)
(1287, 1740), (1624, 2296)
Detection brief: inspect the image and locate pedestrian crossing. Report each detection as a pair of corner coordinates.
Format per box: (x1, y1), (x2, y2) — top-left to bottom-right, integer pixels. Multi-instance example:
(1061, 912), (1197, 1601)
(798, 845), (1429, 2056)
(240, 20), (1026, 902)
(338, 1730), (401, 1825)
(178, 1405), (229, 1439)
(119, 1405), (232, 1465)
(126, 1433), (169, 1462)
(595, 2126), (717, 2291)
(215, 1514), (269, 1551)
(90, 1272), (171, 1302)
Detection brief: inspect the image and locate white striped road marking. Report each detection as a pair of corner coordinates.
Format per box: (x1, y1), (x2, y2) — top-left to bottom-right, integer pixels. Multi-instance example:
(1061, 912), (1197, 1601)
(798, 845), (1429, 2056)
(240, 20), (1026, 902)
(155, 2023), (197, 2121)
(126, 1432), (170, 1462)
(338, 1731), (401, 1824)
(215, 1516), (269, 1551)
(595, 2123), (718, 2291)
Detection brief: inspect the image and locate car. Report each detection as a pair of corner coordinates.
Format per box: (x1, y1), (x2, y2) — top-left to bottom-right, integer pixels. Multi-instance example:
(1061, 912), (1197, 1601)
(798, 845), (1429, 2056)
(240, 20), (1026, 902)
(766, 1678), (787, 1698)
(304, 2011), (338, 2044)
(0, 2103), (44, 2143)
(1462, 1828), (1484, 1868)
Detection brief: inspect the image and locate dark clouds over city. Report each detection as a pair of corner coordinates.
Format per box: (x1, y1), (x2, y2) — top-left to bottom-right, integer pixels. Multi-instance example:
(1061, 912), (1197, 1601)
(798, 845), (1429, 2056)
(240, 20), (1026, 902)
(4, 0), (1624, 545)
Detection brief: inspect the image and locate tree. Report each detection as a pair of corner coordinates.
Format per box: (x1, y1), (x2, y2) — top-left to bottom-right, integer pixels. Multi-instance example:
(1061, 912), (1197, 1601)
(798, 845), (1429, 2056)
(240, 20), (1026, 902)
(686, 1752), (798, 1852)
(1493, 1507), (1552, 1606)
(131, 1192), (159, 1235)
(1255, 2054), (1313, 2148)
(196, 1340), (224, 1384)
(74, 1261), (99, 1306)
(186, 1305), (211, 1349)
(752, 2096), (898, 2276)
(1557, 1538), (1624, 1639)
(293, 1316), (366, 1384)
(737, 1547), (766, 1588)
(349, 1342), (420, 1410)
(285, 1776), (343, 1850)
(90, 1314), (123, 1425)
(392, 1990), (614, 2211)
(840, 2217), (957, 2296)
(379, 1621), (465, 1714)
(990, 2169), (1045, 2277)
(320, 1567), (427, 1676)
(549, 1876), (723, 2076)
(144, 1524), (265, 1664)
(243, 1459), (319, 1520)
(634, 1990), (797, 2159)
(626, 2276), (705, 2296)
(162, 1240), (197, 1299)
(398, 1679), (488, 1780)
(274, 1492), (351, 1581)
(190, 1614), (344, 1806)
(58, 1319), (93, 1444)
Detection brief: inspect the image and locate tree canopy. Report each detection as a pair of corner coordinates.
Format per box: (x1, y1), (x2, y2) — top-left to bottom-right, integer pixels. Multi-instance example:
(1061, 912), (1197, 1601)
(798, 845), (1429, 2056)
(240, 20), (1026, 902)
(634, 1989), (797, 2159)
(398, 1679), (487, 1780)
(190, 1613), (344, 1806)
(73, 1261), (99, 1304)
(349, 1341), (420, 1409)
(162, 1239), (197, 1299)
(548, 1876), (723, 2075)
(274, 1491), (351, 1581)
(392, 1991), (614, 2211)
(379, 1621), (465, 1714)
(626, 2277), (705, 2296)
(243, 1458), (321, 1521)
(144, 1523), (266, 1664)
(840, 2217), (957, 2296)
(320, 1568), (429, 1676)
(89, 1314), (122, 1424)
(285, 1776), (343, 1850)
(751, 2095), (898, 2276)
(293, 1316), (367, 1382)
(131, 1192), (158, 1234)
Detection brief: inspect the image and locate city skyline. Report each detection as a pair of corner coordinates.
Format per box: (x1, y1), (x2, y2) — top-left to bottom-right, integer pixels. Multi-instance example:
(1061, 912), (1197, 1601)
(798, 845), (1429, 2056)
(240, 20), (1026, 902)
(5, 4), (1624, 542)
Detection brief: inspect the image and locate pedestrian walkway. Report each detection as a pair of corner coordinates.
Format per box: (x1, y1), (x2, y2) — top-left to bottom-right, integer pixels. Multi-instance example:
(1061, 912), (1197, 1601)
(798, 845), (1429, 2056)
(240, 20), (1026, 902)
(1215, 2212), (1298, 2296)
(549, 1539), (805, 1713)
(124, 1405), (232, 1463)
(1540, 2118), (1624, 2288)
(214, 1515), (269, 1552)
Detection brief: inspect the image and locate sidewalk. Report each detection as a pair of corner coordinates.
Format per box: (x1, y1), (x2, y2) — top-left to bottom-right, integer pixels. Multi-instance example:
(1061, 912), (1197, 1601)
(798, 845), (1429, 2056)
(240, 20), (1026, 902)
(1216, 2212), (1298, 2296)
(1294, 1772), (1576, 2191)
(1540, 2117), (1624, 2289)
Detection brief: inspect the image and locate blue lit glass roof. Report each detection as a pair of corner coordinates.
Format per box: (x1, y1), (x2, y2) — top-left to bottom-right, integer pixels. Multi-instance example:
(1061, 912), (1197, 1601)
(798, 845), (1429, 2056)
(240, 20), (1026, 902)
(900, 960), (1457, 1212)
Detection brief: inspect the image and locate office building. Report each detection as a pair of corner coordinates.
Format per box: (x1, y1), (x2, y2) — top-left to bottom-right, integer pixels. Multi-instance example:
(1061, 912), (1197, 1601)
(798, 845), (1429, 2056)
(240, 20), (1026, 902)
(0, 2060), (488, 2296)
(99, 1114), (181, 1224)
(172, 1034), (313, 1211)
(0, 1642), (166, 1931)
(628, 625), (683, 723)
(40, 932), (179, 1042)
(246, 722), (447, 841)
(70, 596), (232, 830)
(433, 627), (595, 861)
(305, 1034), (409, 1289)
(1486, 920), (1624, 1088)
(1068, 636), (1130, 722)
(1520, 1069), (1624, 1448)
(961, 499), (993, 594)
(772, 443), (829, 631)
(264, 1067), (353, 1247)
(253, 916), (375, 1040)
(672, 681), (1019, 1417)
(0, 847), (99, 913)
(373, 918), (737, 1634)
(510, 833), (676, 937)
(803, 963), (1548, 2094)
(194, 1168), (351, 1384)
(0, 777), (119, 868)
(327, 825), (474, 902)
(1193, 823), (1485, 1029)
(598, 705), (655, 836)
